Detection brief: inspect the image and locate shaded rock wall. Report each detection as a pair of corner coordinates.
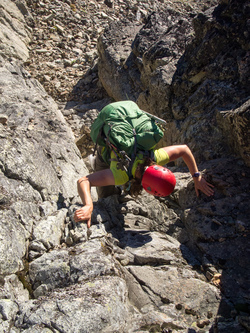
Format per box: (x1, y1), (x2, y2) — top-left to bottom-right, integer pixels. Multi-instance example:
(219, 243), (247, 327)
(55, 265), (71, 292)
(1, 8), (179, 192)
(96, 0), (250, 331)
(171, 1), (250, 165)
(98, 0), (250, 166)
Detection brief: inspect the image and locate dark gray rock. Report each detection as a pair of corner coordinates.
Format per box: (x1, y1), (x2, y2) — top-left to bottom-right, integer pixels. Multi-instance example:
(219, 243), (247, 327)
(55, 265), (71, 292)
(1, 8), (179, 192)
(97, 1), (250, 167)
(98, 8), (195, 118)
(96, 0), (250, 331)
(170, 1), (250, 164)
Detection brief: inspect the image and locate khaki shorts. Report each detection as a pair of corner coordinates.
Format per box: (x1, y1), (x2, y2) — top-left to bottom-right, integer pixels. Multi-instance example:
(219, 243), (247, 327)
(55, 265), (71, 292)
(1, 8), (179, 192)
(94, 147), (121, 198)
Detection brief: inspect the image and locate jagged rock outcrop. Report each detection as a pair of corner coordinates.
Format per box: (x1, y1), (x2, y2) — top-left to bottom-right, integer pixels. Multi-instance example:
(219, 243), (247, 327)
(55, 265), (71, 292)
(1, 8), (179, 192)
(97, 8), (195, 117)
(0, 1), (249, 333)
(98, 0), (250, 167)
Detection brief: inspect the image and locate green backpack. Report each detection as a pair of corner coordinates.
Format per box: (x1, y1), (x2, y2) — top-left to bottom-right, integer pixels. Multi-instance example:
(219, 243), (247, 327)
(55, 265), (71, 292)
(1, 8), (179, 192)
(90, 100), (164, 171)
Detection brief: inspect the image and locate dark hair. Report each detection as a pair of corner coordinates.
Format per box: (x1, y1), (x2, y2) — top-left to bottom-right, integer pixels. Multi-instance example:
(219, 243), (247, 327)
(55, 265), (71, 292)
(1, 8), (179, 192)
(127, 157), (155, 197)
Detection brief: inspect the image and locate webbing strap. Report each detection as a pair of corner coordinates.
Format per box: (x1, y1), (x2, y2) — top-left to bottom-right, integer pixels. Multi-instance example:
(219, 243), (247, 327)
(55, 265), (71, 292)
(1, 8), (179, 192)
(96, 123), (138, 177)
(93, 123), (105, 156)
(128, 128), (137, 179)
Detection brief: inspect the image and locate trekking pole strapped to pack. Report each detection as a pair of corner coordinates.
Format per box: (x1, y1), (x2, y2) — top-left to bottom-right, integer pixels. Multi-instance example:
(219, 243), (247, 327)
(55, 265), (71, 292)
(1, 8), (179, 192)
(141, 110), (167, 125)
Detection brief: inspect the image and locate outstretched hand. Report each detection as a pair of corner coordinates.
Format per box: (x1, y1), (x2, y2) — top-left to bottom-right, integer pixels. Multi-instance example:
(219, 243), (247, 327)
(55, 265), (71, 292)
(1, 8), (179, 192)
(194, 176), (214, 197)
(74, 204), (93, 228)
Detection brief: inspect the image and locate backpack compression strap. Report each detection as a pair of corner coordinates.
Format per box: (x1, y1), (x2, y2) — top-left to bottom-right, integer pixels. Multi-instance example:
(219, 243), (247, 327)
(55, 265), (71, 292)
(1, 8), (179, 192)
(106, 127), (137, 177)
(92, 123), (105, 157)
(127, 129), (137, 179)
(93, 122), (138, 178)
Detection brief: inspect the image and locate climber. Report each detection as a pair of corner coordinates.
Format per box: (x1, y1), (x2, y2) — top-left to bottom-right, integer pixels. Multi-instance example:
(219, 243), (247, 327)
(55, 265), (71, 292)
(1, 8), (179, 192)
(74, 144), (214, 228)
(74, 100), (214, 227)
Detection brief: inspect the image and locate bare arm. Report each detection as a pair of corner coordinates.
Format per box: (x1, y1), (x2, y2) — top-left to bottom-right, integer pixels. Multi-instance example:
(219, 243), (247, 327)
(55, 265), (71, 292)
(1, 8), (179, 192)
(74, 169), (115, 228)
(163, 145), (214, 197)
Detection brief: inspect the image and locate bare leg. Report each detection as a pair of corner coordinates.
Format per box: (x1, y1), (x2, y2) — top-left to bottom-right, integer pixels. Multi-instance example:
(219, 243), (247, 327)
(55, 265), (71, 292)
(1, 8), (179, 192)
(94, 147), (120, 198)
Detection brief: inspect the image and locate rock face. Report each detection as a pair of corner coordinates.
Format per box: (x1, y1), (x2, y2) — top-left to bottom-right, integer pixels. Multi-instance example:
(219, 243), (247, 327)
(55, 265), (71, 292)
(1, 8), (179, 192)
(0, 0), (31, 61)
(98, 0), (250, 167)
(0, 1), (249, 333)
